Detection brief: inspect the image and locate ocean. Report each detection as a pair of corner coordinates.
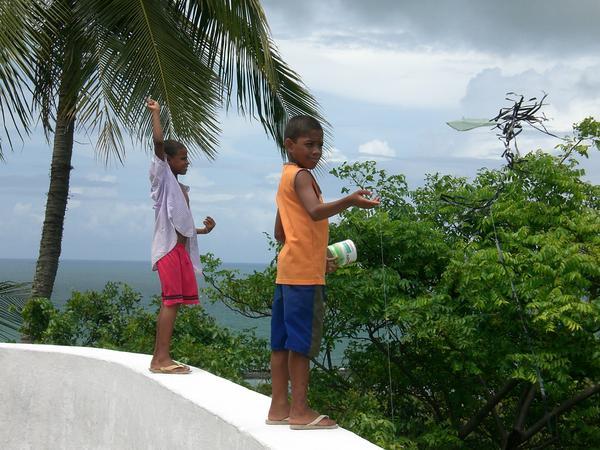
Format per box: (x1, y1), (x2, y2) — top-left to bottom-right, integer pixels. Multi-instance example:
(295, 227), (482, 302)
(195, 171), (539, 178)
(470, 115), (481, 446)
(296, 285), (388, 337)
(0, 258), (270, 339)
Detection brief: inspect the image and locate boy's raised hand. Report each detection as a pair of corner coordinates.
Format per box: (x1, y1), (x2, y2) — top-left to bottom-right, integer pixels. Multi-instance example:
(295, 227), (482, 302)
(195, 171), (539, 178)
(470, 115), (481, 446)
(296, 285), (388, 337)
(349, 189), (380, 209)
(147, 98), (160, 112)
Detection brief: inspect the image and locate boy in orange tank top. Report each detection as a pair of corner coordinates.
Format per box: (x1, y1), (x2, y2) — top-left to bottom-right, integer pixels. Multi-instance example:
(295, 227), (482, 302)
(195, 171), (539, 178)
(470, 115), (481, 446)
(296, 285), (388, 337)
(267, 116), (380, 429)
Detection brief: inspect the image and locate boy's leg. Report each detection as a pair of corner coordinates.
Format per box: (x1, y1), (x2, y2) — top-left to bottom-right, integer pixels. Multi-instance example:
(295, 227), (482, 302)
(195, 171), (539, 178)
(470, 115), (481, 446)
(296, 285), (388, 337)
(151, 245), (191, 373)
(288, 351), (335, 427)
(268, 350), (290, 420)
(151, 303), (187, 371)
(283, 285), (336, 427)
(268, 285), (291, 420)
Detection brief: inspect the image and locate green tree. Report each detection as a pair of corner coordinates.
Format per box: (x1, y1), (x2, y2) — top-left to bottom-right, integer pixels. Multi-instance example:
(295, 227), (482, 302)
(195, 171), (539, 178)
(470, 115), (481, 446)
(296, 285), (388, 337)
(200, 120), (600, 448)
(0, 0), (325, 299)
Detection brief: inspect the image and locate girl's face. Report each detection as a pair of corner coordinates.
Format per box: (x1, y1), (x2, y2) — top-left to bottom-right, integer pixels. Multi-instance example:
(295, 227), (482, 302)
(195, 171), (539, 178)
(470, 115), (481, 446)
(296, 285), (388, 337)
(167, 148), (189, 175)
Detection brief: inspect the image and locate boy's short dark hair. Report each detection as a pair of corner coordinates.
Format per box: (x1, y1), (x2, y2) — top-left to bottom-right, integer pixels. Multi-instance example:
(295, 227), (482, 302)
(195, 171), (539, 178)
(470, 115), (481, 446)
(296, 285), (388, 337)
(284, 115), (323, 141)
(164, 139), (186, 157)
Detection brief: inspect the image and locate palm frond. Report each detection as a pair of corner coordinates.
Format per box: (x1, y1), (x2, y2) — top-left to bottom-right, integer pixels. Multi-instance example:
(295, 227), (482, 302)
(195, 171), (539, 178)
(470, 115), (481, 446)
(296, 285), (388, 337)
(170, 0), (330, 156)
(4, 0), (328, 162)
(73, 35), (128, 163)
(0, 0), (39, 156)
(80, 0), (222, 158)
(29, 0), (73, 138)
(0, 281), (30, 342)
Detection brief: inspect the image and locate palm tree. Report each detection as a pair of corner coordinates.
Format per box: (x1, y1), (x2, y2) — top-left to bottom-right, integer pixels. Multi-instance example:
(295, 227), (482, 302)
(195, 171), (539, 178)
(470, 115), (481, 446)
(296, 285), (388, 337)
(0, 0), (325, 299)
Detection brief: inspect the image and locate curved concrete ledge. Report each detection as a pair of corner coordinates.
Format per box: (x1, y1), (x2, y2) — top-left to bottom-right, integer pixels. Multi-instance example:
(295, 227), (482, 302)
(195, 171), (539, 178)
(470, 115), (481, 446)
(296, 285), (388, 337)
(0, 344), (381, 449)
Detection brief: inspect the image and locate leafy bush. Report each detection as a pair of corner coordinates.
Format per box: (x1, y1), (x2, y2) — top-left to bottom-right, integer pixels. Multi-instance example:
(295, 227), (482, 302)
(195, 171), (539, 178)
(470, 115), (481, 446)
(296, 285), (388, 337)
(21, 282), (269, 385)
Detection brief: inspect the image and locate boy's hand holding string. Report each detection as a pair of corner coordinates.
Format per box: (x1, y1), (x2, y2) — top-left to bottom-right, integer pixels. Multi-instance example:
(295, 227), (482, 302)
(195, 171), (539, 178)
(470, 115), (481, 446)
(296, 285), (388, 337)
(297, 172), (379, 274)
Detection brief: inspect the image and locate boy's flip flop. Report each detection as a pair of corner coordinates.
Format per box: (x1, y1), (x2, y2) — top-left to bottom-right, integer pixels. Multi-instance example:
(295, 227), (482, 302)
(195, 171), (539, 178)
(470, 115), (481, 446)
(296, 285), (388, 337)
(290, 415), (338, 430)
(173, 360), (190, 370)
(265, 417), (290, 425)
(148, 364), (191, 374)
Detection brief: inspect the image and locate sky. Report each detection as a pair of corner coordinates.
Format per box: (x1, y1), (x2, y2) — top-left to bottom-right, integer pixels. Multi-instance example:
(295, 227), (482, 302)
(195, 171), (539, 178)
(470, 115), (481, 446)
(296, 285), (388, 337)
(1, 0), (600, 264)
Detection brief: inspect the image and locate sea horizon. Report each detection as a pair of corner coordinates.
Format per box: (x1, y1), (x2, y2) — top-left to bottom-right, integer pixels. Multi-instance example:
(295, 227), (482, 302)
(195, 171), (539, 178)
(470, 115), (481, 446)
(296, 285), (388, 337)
(0, 257), (271, 339)
(0, 256), (269, 265)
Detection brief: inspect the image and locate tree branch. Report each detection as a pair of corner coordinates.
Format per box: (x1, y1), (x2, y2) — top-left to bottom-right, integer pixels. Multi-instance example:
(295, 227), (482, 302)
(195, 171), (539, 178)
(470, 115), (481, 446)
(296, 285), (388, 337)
(518, 384), (600, 444)
(515, 383), (536, 431)
(458, 378), (520, 440)
(504, 383), (537, 449)
(368, 328), (445, 422)
(473, 375), (508, 444)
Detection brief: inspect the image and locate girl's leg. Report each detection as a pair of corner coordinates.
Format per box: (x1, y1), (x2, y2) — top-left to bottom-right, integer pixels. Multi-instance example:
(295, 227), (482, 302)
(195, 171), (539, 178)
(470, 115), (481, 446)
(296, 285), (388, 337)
(150, 303), (184, 370)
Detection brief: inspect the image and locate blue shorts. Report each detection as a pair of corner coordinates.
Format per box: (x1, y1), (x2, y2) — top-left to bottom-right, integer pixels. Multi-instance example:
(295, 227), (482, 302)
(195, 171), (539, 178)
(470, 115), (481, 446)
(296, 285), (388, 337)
(270, 284), (325, 358)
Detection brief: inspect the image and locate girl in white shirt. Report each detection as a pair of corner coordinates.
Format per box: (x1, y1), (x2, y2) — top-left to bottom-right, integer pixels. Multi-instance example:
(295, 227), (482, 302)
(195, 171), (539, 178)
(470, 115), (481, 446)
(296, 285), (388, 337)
(147, 98), (215, 374)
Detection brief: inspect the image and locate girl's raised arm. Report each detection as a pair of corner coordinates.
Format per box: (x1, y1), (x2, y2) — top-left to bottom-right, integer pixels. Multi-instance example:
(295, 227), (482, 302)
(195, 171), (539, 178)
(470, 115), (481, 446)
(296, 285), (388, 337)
(147, 98), (164, 160)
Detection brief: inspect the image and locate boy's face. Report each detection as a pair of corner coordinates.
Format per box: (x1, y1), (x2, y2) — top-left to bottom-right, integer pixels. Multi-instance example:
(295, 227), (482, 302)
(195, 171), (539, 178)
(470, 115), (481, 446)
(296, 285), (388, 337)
(167, 148), (189, 175)
(285, 129), (323, 169)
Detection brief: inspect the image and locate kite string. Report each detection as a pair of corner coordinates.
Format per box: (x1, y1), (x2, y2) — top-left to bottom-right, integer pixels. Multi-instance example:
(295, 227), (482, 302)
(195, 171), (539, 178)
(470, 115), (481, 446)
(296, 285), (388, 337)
(489, 209), (555, 438)
(373, 200), (395, 420)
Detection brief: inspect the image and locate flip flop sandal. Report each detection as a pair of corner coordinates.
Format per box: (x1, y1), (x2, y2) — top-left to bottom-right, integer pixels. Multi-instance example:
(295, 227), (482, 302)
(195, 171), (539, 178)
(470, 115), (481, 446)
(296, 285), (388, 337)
(290, 414), (338, 430)
(148, 363), (191, 374)
(265, 417), (290, 425)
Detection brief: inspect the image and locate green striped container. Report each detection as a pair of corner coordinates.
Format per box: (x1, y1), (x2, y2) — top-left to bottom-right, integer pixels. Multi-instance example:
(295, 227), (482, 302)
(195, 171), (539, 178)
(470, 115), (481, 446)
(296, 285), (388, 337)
(327, 239), (357, 266)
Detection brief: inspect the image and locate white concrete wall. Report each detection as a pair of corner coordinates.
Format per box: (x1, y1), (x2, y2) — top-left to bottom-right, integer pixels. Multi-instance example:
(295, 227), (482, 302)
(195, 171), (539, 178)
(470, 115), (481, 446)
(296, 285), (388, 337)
(0, 344), (382, 450)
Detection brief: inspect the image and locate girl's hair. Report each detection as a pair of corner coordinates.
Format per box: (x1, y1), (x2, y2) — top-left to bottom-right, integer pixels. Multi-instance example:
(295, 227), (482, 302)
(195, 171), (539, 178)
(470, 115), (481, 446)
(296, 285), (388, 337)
(164, 139), (186, 157)
(284, 115), (322, 141)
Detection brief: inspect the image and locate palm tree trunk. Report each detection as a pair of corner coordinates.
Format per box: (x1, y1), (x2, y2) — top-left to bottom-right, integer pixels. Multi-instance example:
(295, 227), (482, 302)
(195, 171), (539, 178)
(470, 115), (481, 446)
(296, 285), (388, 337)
(30, 45), (80, 300)
(30, 93), (76, 299)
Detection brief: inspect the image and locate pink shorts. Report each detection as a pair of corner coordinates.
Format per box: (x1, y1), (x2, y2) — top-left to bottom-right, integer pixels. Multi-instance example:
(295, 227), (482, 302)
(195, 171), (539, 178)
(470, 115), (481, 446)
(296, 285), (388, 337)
(156, 243), (199, 306)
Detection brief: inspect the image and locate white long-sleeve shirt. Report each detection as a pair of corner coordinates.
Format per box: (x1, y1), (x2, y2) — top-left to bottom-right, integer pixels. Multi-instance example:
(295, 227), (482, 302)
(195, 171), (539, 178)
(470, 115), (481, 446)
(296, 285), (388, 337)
(149, 155), (201, 274)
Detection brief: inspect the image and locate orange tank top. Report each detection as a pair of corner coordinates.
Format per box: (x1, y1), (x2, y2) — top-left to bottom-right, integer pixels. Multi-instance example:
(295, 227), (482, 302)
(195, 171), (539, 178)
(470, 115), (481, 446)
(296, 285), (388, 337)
(276, 163), (329, 285)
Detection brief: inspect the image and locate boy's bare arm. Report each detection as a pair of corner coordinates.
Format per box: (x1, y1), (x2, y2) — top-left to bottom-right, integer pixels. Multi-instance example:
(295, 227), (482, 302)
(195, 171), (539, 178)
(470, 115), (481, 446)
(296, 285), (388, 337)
(274, 209), (285, 243)
(147, 98), (165, 160)
(294, 170), (379, 221)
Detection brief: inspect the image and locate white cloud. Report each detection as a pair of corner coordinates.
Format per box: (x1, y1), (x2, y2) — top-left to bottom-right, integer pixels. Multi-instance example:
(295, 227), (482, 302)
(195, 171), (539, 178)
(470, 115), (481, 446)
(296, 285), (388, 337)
(13, 202), (32, 215)
(85, 173), (117, 184)
(191, 192), (236, 203)
(277, 40), (488, 108)
(265, 172), (281, 185)
(186, 169), (215, 189)
(68, 199), (82, 209)
(325, 147), (348, 163)
(358, 139), (396, 158)
(11, 202), (43, 224)
(460, 64), (600, 133)
(453, 138), (504, 161)
(263, 0), (600, 58)
(69, 186), (118, 199)
(244, 207), (275, 234)
(81, 202), (150, 237)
